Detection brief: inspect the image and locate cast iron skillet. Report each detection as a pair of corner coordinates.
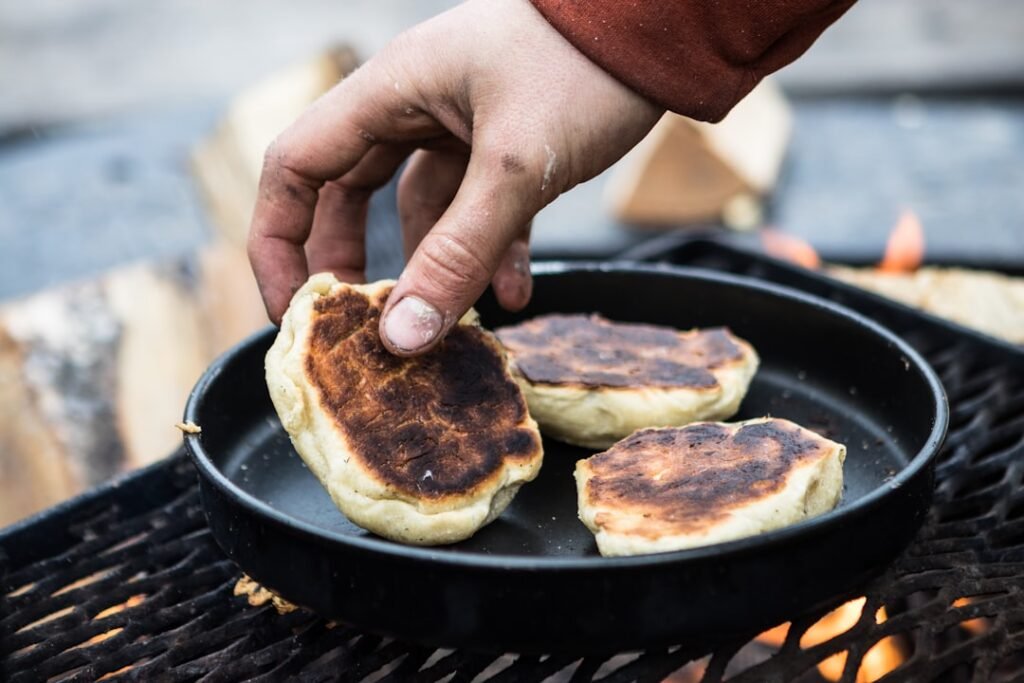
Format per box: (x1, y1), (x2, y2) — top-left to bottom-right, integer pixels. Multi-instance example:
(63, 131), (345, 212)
(184, 264), (948, 653)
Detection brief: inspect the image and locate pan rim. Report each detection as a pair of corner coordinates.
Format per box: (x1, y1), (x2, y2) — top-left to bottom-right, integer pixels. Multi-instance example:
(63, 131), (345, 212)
(184, 262), (948, 571)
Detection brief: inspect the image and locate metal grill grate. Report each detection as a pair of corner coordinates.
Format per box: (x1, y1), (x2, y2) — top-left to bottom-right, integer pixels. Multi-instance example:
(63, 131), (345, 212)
(3, 242), (1024, 682)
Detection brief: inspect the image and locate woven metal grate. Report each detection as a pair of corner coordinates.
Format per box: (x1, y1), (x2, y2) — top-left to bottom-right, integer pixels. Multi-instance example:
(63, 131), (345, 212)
(3, 242), (1024, 682)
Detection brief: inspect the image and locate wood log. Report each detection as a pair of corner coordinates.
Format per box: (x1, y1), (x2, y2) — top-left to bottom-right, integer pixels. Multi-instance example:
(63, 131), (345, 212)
(604, 78), (792, 229)
(0, 242), (267, 525)
(0, 329), (76, 523)
(1, 48), (359, 525)
(192, 47), (359, 247)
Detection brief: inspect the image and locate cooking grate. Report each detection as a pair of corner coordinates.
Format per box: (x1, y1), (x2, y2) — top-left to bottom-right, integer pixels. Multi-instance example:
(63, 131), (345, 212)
(3, 240), (1024, 682)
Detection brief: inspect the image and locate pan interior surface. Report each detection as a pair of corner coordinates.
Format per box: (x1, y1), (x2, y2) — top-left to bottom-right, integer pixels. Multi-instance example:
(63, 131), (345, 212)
(220, 366), (903, 558)
(195, 266), (938, 562)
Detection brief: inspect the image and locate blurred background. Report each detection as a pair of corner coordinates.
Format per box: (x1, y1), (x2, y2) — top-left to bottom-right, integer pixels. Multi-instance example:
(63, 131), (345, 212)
(1, 0), (1023, 525)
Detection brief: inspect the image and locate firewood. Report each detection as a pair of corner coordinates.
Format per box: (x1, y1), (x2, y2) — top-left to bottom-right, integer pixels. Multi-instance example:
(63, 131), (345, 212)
(604, 78), (792, 228)
(0, 329), (76, 523)
(0, 243), (267, 525)
(192, 46), (359, 247)
(1, 48), (360, 525)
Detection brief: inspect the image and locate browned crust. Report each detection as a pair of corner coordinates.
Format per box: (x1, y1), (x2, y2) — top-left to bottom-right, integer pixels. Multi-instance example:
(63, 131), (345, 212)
(581, 420), (834, 538)
(495, 314), (746, 389)
(303, 285), (540, 500)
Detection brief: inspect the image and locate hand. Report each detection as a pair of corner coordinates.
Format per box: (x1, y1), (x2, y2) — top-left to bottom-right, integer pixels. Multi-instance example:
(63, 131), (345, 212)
(247, 0), (662, 355)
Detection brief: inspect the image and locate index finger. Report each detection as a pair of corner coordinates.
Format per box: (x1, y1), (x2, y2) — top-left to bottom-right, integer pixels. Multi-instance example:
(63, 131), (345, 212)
(246, 62), (438, 323)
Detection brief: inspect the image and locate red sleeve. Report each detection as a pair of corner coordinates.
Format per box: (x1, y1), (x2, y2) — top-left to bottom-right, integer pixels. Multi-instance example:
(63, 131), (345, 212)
(530, 0), (856, 122)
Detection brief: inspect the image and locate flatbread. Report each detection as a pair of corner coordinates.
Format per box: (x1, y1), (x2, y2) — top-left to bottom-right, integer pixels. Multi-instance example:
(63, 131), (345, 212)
(496, 314), (759, 448)
(575, 418), (846, 556)
(265, 275), (543, 545)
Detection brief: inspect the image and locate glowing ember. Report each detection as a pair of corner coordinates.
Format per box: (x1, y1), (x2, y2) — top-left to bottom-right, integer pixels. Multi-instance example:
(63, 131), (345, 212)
(878, 210), (925, 273)
(94, 594), (146, 620)
(97, 663), (138, 681)
(761, 229), (822, 269)
(80, 627), (123, 648)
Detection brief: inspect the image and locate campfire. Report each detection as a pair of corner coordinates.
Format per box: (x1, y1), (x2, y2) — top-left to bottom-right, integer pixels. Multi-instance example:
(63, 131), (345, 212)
(752, 212), (1009, 682)
(761, 211), (1024, 344)
(5, 239), (1020, 682)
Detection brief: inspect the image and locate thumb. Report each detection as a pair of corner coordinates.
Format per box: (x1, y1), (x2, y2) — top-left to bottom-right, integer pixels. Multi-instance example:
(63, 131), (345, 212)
(380, 149), (547, 356)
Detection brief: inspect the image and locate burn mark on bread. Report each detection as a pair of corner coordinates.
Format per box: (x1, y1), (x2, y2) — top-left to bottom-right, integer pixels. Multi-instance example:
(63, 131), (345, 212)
(584, 420), (828, 538)
(496, 314), (745, 389)
(305, 285), (539, 499)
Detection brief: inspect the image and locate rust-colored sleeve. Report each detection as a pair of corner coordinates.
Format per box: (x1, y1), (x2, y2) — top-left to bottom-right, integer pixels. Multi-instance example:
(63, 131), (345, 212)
(530, 0), (856, 122)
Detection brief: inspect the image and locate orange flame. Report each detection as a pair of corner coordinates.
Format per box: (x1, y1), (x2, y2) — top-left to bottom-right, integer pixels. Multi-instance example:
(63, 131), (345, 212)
(857, 628), (905, 682)
(664, 657), (709, 682)
(756, 598), (904, 682)
(756, 622), (789, 648)
(878, 210), (925, 273)
(761, 229), (822, 270)
(952, 597), (989, 635)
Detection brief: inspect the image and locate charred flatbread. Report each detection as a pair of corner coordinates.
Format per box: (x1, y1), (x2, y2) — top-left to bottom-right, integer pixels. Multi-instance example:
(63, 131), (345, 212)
(496, 314), (759, 448)
(575, 418), (846, 556)
(265, 275), (543, 545)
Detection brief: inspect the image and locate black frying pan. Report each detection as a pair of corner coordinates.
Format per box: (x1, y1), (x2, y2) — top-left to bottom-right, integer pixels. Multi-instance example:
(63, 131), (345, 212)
(183, 264), (947, 653)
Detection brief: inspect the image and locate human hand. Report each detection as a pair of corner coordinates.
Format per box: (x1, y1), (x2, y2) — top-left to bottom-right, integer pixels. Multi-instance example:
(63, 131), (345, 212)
(248, 0), (662, 355)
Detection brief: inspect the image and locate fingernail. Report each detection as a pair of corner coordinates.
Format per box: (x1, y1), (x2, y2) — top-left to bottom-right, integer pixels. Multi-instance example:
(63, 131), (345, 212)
(502, 241), (532, 307)
(511, 242), (531, 277)
(383, 296), (443, 352)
